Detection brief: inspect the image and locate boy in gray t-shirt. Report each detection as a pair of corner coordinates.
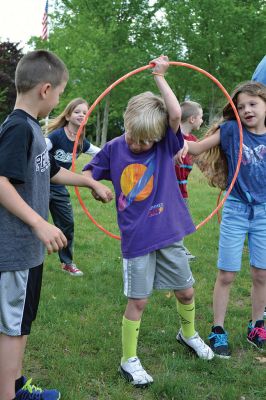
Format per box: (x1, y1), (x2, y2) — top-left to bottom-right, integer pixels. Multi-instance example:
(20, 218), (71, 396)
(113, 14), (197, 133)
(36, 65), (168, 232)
(0, 50), (113, 400)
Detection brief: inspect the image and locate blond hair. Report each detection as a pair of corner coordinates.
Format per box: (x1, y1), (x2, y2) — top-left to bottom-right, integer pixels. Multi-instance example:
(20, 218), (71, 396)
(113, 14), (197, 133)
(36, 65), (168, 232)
(46, 98), (88, 152)
(124, 91), (168, 143)
(197, 81), (266, 190)
(181, 101), (202, 123)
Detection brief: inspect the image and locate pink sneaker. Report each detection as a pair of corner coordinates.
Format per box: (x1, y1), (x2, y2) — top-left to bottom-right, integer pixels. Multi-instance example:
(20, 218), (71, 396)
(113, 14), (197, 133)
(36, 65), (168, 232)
(61, 263), (83, 276)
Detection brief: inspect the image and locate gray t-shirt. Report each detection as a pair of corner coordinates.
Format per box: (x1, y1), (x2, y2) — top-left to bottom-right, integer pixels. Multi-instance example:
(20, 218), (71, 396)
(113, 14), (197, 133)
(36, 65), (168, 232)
(0, 109), (59, 271)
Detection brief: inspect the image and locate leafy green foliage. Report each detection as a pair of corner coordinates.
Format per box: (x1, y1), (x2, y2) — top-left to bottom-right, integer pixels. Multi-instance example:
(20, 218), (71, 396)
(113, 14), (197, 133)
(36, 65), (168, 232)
(158, 0), (266, 121)
(0, 41), (23, 122)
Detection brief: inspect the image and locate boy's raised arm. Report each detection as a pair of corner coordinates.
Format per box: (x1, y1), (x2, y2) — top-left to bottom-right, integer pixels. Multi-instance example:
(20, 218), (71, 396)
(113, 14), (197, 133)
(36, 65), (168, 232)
(151, 55), (181, 133)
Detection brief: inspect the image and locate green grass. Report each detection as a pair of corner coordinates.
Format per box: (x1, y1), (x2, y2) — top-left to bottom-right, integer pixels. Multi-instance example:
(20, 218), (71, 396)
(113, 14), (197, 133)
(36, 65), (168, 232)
(24, 156), (265, 399)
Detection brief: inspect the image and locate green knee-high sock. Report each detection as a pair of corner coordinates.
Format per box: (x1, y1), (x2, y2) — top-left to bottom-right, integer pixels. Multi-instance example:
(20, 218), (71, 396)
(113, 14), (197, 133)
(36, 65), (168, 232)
(176, 300), (195, 339)
(121, 316), (141, 363)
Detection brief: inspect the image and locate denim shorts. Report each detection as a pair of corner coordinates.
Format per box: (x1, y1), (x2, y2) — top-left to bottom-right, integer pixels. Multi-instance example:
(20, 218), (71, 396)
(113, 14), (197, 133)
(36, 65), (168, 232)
(218, 198), (266, 271)
(122, 241), (195, 298)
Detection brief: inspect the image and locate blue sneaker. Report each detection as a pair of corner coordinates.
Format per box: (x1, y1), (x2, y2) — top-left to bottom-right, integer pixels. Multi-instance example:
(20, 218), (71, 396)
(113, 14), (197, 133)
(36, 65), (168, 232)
(16, 376), (60, 399)
(208, 326), (231, 358)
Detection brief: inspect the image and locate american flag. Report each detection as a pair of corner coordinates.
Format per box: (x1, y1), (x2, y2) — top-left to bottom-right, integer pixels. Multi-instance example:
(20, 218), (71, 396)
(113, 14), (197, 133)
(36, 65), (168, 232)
(41, 0), (49, 40)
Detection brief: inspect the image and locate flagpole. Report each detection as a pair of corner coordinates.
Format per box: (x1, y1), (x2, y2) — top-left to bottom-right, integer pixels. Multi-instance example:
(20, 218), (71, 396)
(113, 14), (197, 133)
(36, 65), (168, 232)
(42, 0), (49, 134)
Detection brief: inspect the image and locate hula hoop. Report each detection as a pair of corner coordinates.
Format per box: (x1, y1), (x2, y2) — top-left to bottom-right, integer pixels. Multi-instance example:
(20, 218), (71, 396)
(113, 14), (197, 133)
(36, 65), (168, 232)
(216, 190), (223, 224)
(72, 61), (243, 240)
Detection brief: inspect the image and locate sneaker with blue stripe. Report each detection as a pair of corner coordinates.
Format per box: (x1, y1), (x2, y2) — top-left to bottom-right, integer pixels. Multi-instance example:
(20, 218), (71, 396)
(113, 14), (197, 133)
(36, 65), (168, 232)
(208, 326), (231, 358)
(15, 376), (60, 400)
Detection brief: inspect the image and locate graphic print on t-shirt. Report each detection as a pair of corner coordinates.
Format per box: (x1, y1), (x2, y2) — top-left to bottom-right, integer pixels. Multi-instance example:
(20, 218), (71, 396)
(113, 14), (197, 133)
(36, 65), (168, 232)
(242, 143), (266, 165)
(35, 148), (50, 173)
(118, 153), (155, 211)
(54, 149), (73, 164)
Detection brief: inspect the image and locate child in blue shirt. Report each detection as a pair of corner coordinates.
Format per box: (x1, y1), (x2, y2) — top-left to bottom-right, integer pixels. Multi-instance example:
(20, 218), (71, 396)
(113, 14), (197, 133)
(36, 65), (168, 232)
(184, 80), (266, 358)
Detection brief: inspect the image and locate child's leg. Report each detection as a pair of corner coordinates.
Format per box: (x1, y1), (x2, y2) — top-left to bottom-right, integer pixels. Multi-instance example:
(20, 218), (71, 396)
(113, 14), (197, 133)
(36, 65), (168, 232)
(247, 267), (266, 351)
(174, 288), (214, 360)
(120, 298), (153, 386)
(250, 267), (266, 323)
(122, 254), (155, 362)
(49, 190), (74, 265)
(213, 270), (236, 327)
(122, 298), (148, 362)
(120, 255), (154, 386)
(0, 334), (27, 400)
(174, 287), (195, 338)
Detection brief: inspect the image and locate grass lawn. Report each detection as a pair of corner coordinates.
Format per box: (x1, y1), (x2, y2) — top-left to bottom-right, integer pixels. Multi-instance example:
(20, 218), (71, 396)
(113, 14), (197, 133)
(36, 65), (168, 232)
(24, 157), (265, 399)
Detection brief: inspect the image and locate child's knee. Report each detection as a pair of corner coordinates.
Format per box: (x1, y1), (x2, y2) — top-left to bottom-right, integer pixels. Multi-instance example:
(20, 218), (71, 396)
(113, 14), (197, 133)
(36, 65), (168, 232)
(128, 298), (148, 312)
(251, 267), (266, 285)
(174, 287), (194, 303)
(217, 270), (236, 285)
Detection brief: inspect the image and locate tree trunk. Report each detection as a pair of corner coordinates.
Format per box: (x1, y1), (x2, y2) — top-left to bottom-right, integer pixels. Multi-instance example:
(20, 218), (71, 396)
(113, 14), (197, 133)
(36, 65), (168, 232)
(101, 94), (110, 147)
(208, 84), (218, 124)
(96, 107), (101, 147)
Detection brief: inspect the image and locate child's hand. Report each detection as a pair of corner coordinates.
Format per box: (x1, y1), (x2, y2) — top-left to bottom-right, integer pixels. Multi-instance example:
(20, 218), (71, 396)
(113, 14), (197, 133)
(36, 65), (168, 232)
(91, 182), (113, 203)
(174, 140), (188, 164)
(32, 219), (67, 255)
(150, 55), (169, 75)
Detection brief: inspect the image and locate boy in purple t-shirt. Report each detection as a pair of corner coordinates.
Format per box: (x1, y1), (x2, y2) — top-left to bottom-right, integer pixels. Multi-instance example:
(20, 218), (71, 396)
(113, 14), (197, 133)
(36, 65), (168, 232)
(83, 55), (214, 387)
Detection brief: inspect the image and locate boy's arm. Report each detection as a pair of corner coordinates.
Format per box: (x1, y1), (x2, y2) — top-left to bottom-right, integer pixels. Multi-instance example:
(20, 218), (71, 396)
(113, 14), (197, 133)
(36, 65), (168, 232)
(51, 167), (113, 203)
(151, 55), (181, 133)
(0, 176), (67, 254)
(82, 169), (103, 201)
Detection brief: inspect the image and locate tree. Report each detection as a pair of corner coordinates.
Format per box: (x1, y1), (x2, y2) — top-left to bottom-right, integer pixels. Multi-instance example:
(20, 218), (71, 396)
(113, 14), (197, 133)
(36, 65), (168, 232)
(156, 0), (266, 122)
(33, 0), (160, 145)
(0, 41), (23, 122)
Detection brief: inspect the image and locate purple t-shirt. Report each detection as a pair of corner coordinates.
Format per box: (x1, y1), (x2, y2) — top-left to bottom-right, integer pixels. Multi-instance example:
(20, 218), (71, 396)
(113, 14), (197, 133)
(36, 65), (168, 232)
(83, 127), (195, 258)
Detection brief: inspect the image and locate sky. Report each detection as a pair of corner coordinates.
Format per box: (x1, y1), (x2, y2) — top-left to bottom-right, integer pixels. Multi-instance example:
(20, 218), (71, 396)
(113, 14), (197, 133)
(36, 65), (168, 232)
(0, 0), (53, 49)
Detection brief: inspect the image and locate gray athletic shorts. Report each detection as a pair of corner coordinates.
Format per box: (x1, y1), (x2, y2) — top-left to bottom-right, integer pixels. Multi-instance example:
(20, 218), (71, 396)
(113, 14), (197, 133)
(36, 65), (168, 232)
(0, 265), (43, 336)
(122, 241), (195, 298)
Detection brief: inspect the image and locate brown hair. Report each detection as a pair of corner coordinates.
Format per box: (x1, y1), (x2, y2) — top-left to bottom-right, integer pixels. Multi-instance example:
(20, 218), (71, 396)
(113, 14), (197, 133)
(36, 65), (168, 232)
(15, 50), (68, 93)
(196, 81), (266, 190)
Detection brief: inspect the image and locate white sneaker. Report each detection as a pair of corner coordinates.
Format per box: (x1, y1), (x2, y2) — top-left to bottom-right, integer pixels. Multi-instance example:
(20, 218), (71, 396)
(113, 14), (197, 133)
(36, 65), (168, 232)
(177, 330), (214, 360)
(119, 357), (153, 387)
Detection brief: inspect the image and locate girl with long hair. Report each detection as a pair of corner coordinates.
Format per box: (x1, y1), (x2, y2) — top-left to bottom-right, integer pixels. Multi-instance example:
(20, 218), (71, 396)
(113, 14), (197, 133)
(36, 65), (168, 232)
(184, 81), (266, 357)
(45, 98), (100, 276)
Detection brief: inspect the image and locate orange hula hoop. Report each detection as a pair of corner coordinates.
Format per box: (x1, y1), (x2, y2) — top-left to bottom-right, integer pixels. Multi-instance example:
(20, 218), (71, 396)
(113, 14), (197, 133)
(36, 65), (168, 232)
(72, 61), (243, 240)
